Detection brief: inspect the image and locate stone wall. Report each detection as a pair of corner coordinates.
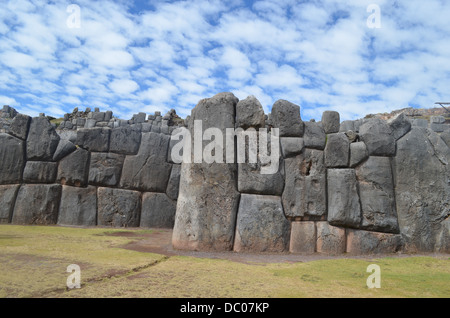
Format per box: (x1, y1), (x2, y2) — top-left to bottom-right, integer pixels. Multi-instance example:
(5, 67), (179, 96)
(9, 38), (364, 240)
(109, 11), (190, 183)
(1, 97), (449, 255)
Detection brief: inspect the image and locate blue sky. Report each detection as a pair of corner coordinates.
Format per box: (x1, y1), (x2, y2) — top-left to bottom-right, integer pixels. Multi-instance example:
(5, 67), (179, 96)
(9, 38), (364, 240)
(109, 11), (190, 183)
(1, 0), (450, 121)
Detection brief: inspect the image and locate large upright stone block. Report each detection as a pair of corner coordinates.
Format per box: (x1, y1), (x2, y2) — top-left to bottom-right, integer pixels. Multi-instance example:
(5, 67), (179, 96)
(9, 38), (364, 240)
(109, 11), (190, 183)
(359, 118), (395, 156)
(303, 121), (326, 150)
(166, 164), (181, 200)
(58, 185), (97, 226)
(0, 133), (25, 184)
(327, 169), (361, 228)
(316, 221), (346, 254)
(109, 126), (142, 155)
(356, 156), (399, 233)
(388, 112), (411, 141)
(140, 192), (176, 228)
(23, 161), (57, 183)
(10, 113), (31, 140)
(0, 184), (20, 223)
(76, 127), (111, 152)
(97, 187), (141, 227)
(289, 221), (316, 254)
(11, 184), (62, 225)
(235, 95), (265, 129)
(234, 194), (290, 253)
(88, 152), (125, 186)
(394, 128), (450, 252)
(321, 111), (340, 134)
(237, 159), (285, 196)
(120, 132), (172, 192)
(57, 148), (90, 187)
(26, 117), (60, 161)
(270, 99), (304, 137)
(324, 132), (349, 168)
(282, 149), (326, 218)
(172, 92), (240, 251)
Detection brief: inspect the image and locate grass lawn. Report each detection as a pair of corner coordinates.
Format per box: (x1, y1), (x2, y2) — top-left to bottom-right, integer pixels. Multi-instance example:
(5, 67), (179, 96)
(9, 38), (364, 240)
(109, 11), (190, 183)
(0, 224), (448, 298)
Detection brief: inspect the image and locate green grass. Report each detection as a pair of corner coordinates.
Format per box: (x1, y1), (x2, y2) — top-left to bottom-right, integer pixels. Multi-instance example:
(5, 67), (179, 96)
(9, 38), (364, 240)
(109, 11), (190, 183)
(0, 225), (449, 298)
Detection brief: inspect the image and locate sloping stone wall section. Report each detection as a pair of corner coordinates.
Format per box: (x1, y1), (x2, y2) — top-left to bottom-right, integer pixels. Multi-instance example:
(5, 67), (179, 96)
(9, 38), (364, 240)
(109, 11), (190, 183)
(0, 98), (449, 255)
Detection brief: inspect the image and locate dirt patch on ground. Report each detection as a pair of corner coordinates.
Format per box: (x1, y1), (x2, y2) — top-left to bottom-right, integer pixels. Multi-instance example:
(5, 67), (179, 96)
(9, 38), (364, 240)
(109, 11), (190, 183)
(114, 228), (448, 264)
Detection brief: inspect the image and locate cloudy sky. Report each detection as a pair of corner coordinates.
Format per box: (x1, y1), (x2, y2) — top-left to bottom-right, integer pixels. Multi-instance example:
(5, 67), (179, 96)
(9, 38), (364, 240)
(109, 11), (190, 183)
(1, 0), (450, 121)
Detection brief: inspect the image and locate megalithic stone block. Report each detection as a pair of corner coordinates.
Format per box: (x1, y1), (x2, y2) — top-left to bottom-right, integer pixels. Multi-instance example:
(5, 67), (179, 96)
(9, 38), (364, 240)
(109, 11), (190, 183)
(324, 132), (349, 168)
(97, 187), (141, 227)
(26, 116), (60, 161)
(23, 161), (58, 183)
(172, 92), (240, 251)
(270, 99), (304, 137)
(289, 221), (316, 254)
(0, 184), (20, 223)
(140, 192), (176, 228)
(88, 152), (125, 187)
(0, 133), (25, 184)
(359, 118), (395, 156)
(316, 221), (346, 255)
(58, 185), (97, 226)
(321, 111), (340, 134)
(235, 95), (265, 129)
(57, 148), (90, 187)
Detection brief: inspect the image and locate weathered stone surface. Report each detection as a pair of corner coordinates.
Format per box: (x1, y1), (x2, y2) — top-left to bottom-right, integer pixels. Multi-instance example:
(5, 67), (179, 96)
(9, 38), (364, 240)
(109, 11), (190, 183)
(26, 117), (60, 161)
(58, 186), (97, 226)
(141, 192), (176, 228)
(57, 130), (77, 143)
(0, 133), (25, 184)
(234, 194), (290, 252)
(430, 116), (445, 124)
(440, 130), (450, 147)
(97, 187), (141, 227)
(23, 161), (57, 183)
(359, 118), (395, 156)
(270, 100), (304, 137)
(88, 152), (125, 186)
(346, 229), (403, 254)
(289, 221), (316, 254)
(321, 111), (340, 134)
(356, 156), (399, 233)
(237, 159), (284, 196)
(324, 132), (349, 168)
(10, 114), (31, 140)
(349, 141), (368, 168)
(0, 184), (20, 223)
(57, 148), (90, 187)
(134, 112), (146, 124)
(339, 120), (355, 133)
(280, 137), (304, 158)
(282, 149), (326, 218)
(109, 126), (142, 155)
(52, 139), (77, 161)
(236, 95), (265, 129)
(91, 112), (105, 121)
(120, 132), (172, 192)
(172, 92), (240, 251)
(76, 127), (111, 152)
(166, 164), (181, 200)
(84, 118), (97, 128)
(394, 128), (450, 252)
(388, 112), (411, 141)
(316, 221), (346, 254)
(11, 184), (61, 225)
(430, 123), (444, 132)
(327, 169), (361, 228)
(303, 122), (326, 149)
(412, 118), (428, 128)
(344, 130), (358, 142)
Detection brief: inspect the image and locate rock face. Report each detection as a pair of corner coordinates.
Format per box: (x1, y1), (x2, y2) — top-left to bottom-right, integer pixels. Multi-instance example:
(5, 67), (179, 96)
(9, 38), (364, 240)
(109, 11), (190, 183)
(172, 92), (240, 251)
(58, 186), (97, 226)
(97, 187), (141, 227)
(321, 111), (340, 134)
(359, 118), (395, 156)
(0, 185), (20, 223)
(0, 133), (25, 184)
(235, 95), (265, 129)
(23, 161), (57, 183)
(290, 221), (316, 253)
(109, 126), (142, 155)
(324, 132), (349, 168)
(76, 127), (111, 152)
(270, 100), (304, 137)
(26, 117), (60, 161)
(394, 128), (450, 252)
(10, 114), (31, 140)
(140, 192), (176, 228)
(303, 122), (326, 150)
(234, 194), (290, 252)
(12, 184), (62, 225)
(316, 221), (346, 254)
(88, 152), (125, 186)
(57, 148), (90, 187)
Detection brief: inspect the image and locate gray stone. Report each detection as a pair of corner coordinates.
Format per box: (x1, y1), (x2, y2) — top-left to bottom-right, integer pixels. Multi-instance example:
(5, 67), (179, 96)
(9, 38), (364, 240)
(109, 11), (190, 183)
(327, 169), (361, 228)
(339, 120), (355, 132)
(431, 116), (445, 124)
(26, 117), (60, 161)
(359, 118), (395, 156)
(76, 127), (111, 152)
(97, 187), (141, 227)
(134, 112), (146, 124)
(280, 137), (304, 158)
(349, 141), (368, 167)
(282, 149), (326, 218)
(304, 122), (326, 150)
(344, 130), (358, 142)
(289, 221), (316, 254)
(234, 194), (290, 253)
(346, 229), (403, 254)
(324, 132), (349, 167)
(150, 125), (161, 133)
(57, 130), (77, 143)
(91, 112), (105, 121)
(0, 184), (20, 223)
(388, 113), (411, 141)
(356, 156), (399, 233)
(58, 185), (97, 226)
(316, 221), (346, 254)
(120, 132), (171, 192)
(76, 118), (86, 127)
(109, 126), (142, 155)
(270, 99), (304, 137)
(430, 123), (444, 132)
(52, 139), (77, 161)
(412, 118), (428, 128)
(140, 192), (176, 228)
(23, 161), (57, 183)
(321, 111), (340, 134)
(237, 159), (285, 196)
(0, 133), (25, 184)
(235, 95), (265, 129)
(141, 123), (152, 132)
(394, 128), (450, 252)
(11, 184), (61, 225)
(10, 114), (31, 140)
(166, 164), (181, 200)
(105, 111), (113, 121)
(440, 130), (450, 147)
(172, 92), (240, 251)
(88, 152), (125, 186)
(64, 121), (73, 130)
(84, 118), (97, 128)
(57, 148), (90, 187)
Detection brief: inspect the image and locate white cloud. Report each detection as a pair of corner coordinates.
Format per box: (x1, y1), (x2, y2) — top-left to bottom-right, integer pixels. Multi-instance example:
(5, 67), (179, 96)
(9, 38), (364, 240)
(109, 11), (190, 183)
(109, 79), (139, 95)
